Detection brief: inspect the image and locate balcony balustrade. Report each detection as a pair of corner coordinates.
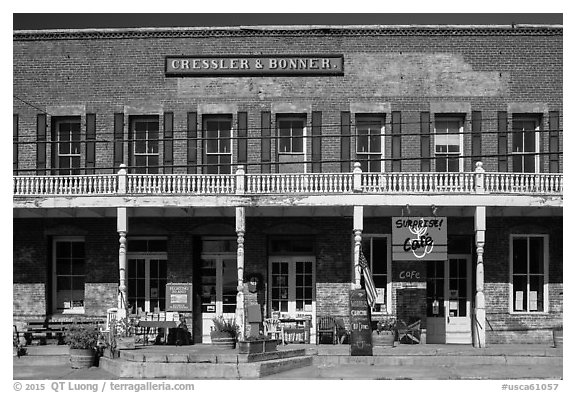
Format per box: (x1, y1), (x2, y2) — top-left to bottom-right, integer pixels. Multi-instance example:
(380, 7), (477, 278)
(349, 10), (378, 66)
(13, 163), (563, 198)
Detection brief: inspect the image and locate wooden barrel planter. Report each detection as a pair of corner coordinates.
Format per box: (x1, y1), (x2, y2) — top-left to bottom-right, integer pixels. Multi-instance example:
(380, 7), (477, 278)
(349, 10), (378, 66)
(69, 348), (96, 369)
(372, 331), (395, 347)
(210, 331), (236, 349)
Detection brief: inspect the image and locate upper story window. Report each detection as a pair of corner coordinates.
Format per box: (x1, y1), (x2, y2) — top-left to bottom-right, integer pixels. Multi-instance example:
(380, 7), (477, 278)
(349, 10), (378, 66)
(204, 115), (232, 174)
(130, 115), (159, 174)
(512, 115), (540, 173)
(53, 117), (81, 175)
(510, 235), (548, 313)
(434, 116), (464, 172)
(356, 115), (384, 172)
(278, 116), (305, 154)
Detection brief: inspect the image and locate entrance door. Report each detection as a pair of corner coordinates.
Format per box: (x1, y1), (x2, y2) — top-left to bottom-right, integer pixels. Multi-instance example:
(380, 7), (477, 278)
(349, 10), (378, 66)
(426, 255), (472, 344)
(269, 256), (316, 342)
(127, 255), (168, 313)
(200, 255), (237, 343)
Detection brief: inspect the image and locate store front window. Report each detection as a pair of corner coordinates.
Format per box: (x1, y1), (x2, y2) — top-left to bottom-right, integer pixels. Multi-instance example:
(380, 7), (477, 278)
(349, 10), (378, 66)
(53, 238), (85, 313)
(511, 235), (548, 313)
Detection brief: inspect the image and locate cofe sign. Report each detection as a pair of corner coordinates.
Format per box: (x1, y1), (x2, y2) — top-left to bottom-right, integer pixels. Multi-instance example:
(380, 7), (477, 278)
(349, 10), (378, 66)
(166, 283), (193, 312)
(392, 217), (447, 261)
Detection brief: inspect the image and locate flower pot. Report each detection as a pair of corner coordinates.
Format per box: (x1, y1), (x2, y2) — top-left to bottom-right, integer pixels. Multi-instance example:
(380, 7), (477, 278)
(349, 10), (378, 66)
(116, 336), (136, 350)
(210, 331), (236, 349)
(553, 329), (563, 349)
(372, 330), (395, 347)
(69, 348), (96, 369)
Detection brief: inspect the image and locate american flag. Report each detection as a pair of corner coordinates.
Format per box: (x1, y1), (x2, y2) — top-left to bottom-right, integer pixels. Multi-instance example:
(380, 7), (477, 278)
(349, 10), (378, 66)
(359, 251), (377, 308)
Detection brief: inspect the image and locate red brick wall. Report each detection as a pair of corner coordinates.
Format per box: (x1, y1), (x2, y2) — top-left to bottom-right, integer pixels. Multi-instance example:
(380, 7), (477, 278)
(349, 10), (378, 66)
(13, 28), (562, 174)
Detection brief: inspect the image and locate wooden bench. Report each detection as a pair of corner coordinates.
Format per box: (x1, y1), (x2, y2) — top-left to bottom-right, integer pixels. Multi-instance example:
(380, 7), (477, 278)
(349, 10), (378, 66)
(17, 319), (104, 345)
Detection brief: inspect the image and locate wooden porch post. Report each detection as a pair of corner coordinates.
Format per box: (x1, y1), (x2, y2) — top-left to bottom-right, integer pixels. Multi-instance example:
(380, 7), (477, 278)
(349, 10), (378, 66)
(117, 206), (129, 318)
(235, 206), (246, 340)
(353, 205), (364, 289)
(473, 162), (486, 348)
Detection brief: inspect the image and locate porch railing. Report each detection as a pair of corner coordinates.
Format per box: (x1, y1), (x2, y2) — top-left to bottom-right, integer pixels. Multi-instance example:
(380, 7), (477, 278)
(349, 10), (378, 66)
(126, 173), (236, 195)
(484, 172), (563, 194)
(245, 173), (354, 194)
(13, 163), (563, 197)
(362, 172), (475, 193)
(13, 174), (118, 196)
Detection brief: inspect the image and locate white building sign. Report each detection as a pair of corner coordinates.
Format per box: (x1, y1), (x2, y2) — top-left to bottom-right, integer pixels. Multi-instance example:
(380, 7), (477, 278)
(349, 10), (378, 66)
(392, 217), (447, 261)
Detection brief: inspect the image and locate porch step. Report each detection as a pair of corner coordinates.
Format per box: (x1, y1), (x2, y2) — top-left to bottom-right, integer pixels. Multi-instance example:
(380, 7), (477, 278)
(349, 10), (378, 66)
(99, 355), (313, 379)
(14, 345), (71, 366)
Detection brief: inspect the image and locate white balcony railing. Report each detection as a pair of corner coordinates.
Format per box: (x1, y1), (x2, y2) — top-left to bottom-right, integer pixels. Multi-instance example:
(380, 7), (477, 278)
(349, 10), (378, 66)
(13, 163), (563, 198)
(13, 174), (118, 196)
(484, 172), (563, 194)
(362, 172), (475, 193)
(246, 173), (354, 194)
(126, 173), (236, 195)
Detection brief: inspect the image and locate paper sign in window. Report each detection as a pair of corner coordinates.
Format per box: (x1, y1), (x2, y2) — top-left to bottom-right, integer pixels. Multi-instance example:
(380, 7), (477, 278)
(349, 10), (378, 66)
(529, 291), (538, 311)
(515, 291), (524, 311)
(376, 288), (386, 304)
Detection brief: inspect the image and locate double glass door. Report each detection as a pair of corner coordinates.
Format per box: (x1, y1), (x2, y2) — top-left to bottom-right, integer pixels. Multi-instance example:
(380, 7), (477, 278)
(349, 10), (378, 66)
(200, 255), (237, 343)
(426, 255), (472, 344)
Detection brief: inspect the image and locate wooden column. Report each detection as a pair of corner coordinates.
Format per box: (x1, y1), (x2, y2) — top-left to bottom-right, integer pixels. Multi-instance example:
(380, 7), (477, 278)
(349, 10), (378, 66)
(117, 206), (129, 318)
(474, 205), (486, 348)
(353, 205), (364, 289)
(235, 206), (246, 340)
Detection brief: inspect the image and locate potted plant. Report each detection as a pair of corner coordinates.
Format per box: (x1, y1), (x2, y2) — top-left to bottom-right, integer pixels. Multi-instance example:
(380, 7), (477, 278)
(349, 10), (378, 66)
(64, 323), (100, 368)
(210, 316), (238, 349)
(111, 316), (137, 350)
(237, 335), (278, 354)
(371, 317), (396, 347)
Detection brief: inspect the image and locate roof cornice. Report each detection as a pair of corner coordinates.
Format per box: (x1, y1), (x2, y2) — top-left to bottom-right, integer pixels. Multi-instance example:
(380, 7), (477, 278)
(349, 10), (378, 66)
(13, 24), (563, 41)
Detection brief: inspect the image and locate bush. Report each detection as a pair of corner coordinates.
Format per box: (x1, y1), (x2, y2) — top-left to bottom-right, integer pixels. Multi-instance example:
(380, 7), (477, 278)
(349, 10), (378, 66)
(211, 316), (239, 336)
(64, 324), (100, 349)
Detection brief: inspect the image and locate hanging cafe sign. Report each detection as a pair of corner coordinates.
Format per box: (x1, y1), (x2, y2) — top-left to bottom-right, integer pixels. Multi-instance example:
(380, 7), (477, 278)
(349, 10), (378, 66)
(165, 55), (344, 76)
(392, 217), (447, 261)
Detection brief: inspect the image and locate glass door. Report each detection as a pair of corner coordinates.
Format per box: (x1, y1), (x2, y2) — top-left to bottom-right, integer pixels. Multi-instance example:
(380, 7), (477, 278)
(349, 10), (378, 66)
(127, 255), (167, 314)
(200, 256), (237, 343)
(426, 255), (472, 344)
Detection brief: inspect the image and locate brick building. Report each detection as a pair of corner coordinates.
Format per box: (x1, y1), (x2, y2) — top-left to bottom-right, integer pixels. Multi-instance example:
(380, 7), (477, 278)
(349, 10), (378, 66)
(13, 24), (562, 347)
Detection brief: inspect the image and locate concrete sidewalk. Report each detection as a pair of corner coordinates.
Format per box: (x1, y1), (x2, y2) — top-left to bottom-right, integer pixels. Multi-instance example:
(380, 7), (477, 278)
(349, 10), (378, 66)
(13, 344), (563, 380)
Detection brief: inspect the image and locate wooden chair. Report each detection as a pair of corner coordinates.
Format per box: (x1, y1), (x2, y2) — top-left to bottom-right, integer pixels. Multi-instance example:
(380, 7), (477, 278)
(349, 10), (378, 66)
(263, 318), (285, 345)
(397, 319), (421, 344)
(317, 316), (337, 344)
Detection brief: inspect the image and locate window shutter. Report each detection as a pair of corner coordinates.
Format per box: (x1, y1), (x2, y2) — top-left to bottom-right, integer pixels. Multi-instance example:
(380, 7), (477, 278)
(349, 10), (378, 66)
(391, 111), (401, 172)
(471, 111), (482, 168)
(498, 111), (508, 172)
(261, 111), (271, 173)
(13, 114), (18, 174)
(114, 113), (124, 170)
(86, 114), (96, 174)
(37, 114), (47, 175)
(238, 111), (248, 165)
(420, 112), (430, 172)
(187, 112), (197, 174)
(549, 111), (560, 173)
(164, 112), (173, 174)
(312, 111), (322, 173)
(340, 111), (351, 172)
